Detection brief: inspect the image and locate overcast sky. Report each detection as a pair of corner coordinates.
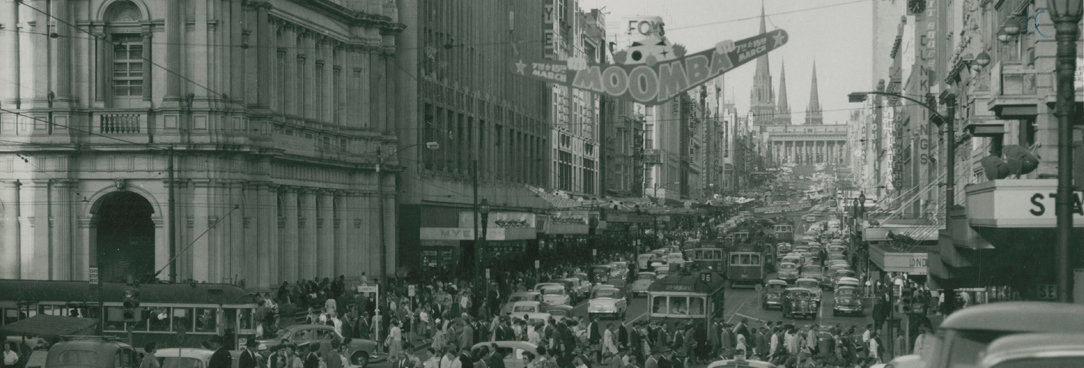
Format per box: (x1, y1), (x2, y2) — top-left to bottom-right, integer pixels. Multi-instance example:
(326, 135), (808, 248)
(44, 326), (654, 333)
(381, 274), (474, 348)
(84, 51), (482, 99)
(586, 0), (874, 125)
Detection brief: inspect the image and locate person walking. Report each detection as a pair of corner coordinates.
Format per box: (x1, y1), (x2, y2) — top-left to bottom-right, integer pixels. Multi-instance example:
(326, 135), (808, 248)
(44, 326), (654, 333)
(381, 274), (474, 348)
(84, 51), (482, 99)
(389, 320), (404, 357)
(239, 340), (260, 368)
(209, 338), (233, 368)
(139, 342), (161, 368)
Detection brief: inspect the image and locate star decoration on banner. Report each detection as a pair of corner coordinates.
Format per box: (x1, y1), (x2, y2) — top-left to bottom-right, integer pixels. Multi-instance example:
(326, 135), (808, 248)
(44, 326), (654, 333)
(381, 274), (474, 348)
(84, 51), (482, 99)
(424, 46), (437, 59)
(515, 59), (527, 74)
(772, 32), (787, 48)
(438, 60), (448, 69)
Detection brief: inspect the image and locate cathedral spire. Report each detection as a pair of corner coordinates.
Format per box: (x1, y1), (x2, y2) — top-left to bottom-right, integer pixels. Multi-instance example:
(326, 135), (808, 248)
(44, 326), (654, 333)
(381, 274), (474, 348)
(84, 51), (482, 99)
(805, 60), (823, 125)
(774, 58), (791, 125)
(750, 1), (775, 125)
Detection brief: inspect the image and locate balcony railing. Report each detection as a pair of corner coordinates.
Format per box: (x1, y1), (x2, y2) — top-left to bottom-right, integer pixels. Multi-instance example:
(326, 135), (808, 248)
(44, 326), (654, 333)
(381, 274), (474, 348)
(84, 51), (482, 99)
(987, 62), (1038, 119)
(99, 113), (141, 134)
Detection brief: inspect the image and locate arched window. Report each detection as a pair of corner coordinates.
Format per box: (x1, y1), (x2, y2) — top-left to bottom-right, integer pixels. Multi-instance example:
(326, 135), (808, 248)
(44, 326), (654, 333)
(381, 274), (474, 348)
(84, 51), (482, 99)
(103, 1), (146, 108)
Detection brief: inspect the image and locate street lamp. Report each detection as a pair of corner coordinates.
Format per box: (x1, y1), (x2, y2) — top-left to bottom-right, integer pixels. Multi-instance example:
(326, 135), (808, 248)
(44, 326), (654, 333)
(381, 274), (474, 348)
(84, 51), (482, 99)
(1048, 0), (1082, 304)
(376, 142), (440, 286)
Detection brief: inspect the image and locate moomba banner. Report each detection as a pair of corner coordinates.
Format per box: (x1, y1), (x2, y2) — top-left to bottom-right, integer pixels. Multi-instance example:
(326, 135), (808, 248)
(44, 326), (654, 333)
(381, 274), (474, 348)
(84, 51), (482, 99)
(512, 29), (788, 105)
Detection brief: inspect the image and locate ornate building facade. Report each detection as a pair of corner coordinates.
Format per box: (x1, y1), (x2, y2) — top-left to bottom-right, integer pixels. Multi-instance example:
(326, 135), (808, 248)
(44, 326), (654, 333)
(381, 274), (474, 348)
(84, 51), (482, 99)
(0, 0), (405, 289)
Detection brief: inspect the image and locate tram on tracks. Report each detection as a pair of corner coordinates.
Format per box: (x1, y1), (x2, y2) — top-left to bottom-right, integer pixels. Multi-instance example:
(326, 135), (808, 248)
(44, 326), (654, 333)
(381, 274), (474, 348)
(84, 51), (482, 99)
(682, 240), (726, 272)
(0, 280), (259, 348)
(726, 245), (766, 288)
(646, 266), (725, 329)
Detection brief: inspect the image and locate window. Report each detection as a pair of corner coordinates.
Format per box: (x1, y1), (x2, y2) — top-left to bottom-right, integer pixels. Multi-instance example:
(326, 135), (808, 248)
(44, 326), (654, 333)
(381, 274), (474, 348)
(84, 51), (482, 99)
(652, 296), (668, 314)
(689, 297), (704, 316)
(112, 34), (143, 97)
(196, 308), (217, 332)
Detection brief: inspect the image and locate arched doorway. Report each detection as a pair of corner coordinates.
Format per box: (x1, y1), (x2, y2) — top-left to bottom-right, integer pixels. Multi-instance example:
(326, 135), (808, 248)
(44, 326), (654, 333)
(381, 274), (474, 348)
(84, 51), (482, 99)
(95, 191), (155, 283)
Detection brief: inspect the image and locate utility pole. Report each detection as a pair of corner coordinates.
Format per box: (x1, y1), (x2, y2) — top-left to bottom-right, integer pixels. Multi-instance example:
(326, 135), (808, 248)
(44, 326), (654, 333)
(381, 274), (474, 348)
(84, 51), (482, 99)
(473, 158), (480, 281)
(377, 147), (387, 287)
(168, 147), (177, 282)
(940, 92), (957, 313)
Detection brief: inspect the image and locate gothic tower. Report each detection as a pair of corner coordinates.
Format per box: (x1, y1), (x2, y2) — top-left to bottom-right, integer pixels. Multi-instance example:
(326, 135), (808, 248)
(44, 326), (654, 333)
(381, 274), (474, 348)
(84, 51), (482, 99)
(805, 61), (823, 125)
(773, 59), (791, 125)
(749, 3), (774, 125)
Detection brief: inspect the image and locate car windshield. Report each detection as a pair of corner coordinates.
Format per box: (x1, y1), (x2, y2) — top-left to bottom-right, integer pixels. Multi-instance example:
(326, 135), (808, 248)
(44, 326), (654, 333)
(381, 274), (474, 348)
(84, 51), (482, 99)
(593, 289), (619, 298)
(162, 357), (205, 368)
(513, 305), (537, 312)
(50, 350), (99, 366)
(797, 280), (818, 289)
(638, 274), (655, 280)
(788, 291), (811, 298)
(836, 288), (857, 297)
(510, 295), (535, 302)
(768, 284), (786, 291)
(948, 330), (1016, 367)
(780, 263), (796, 270)
(802, 266), (821, 274)
(542, 288), (565, 295)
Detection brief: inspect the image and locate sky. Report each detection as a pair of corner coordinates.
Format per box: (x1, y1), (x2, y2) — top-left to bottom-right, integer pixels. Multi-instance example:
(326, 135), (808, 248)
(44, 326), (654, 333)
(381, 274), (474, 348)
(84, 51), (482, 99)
(586, 0), (875, 125)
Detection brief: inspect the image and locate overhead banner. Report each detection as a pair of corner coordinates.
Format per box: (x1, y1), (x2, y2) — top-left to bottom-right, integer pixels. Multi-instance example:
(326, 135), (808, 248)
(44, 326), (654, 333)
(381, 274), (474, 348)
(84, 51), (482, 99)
(512, 29), (789, 105)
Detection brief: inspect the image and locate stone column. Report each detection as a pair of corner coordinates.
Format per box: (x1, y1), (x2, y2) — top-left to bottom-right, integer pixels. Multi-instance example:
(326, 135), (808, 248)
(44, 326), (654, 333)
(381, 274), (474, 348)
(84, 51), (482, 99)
(281, 187), (299, 282)
(256, 3), (272, 108)
(53, 0), (72, 104)
(244, 182), (260, 287)
(258, 183), (278, 288)
(164, 0), (181, 103)
(381, 176), (396, 277)
(371, 51), (385, 131)
(191, 180), (211, 281)
(334, 191), (349, 277)
(299, 188), (317, 277)
(207, 181), (221, 283)
(77, 217), (92, 280)
(283, 25), (298, 116)
(0, 0), (19, 106)
(317, 190), (334, 278)
(366, 191), (380, 276)
(302, 34), (316, 120)
(0, 181), (20, 279)
(192, 0), (209, 102)
(20, 181), (49, 279)
(95, 31), (108, 107)
(24, 0), (47, 107)
(230, 182), (245, 283)
(359, 47), (371, 129)
(141, 31), (153, 102)
(51, 180), (74, 280)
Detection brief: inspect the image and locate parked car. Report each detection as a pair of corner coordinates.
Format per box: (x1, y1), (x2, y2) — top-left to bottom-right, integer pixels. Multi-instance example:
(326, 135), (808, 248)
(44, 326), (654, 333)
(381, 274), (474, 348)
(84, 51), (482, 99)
(587, 287), (627, 319)
(156, 348), (242, 368)
(781, 288), (817, 319)
(979, 333), (1084, 368)
(927, 302), (1084, 368)
(778, 262), (800, 282)
(471, 342), (538, 368)
(760, 279), (789, 309)
(500, 291), (544, 315)
(630, 272), (656, 296)
(259, 324), (380, 367)
(795, 278), (822, 307)
(832, 286), (863, 317)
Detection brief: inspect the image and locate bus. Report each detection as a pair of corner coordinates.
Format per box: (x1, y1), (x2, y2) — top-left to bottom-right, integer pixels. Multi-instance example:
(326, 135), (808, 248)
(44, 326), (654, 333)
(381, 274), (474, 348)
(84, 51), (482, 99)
(773, 224), (794, 243)
(682, 241), (726, 272)
(726, 247), (765, 288)
(0, 280), (259, 349)
(646, 269), (725, 329)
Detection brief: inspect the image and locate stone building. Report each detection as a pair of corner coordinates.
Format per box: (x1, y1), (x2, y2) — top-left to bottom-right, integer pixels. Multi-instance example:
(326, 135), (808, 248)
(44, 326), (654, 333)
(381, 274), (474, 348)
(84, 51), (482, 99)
(0, 0), (405, 290)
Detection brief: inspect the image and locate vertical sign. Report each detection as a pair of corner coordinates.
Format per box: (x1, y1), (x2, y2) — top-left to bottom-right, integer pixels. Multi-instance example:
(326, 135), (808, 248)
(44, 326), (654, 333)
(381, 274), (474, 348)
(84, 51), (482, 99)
(543, 2), (555, 59)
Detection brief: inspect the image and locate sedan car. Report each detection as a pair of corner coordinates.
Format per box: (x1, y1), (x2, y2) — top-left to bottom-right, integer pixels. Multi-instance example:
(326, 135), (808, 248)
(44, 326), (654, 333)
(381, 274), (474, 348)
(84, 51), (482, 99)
(795, 278), (822, 307)
(782, 288), (817, 319)
(544, 304), (574, 322)
(156, 348), (243, 368)
(539, 284), (571, 306)
(508, 301), (544, 315)
(760, 279), (789, 309)
(630, 272), (657, 296)
(778, 262), (800, 282)
(587, 287), (627, 319)
(500, 291), (544, 315)
(555, 278), (590, 303)
(832, 286), (863, 316)
(471, 342), (538, 368)
(979, 333), (1084, 368)
(259, 324), (380, 367)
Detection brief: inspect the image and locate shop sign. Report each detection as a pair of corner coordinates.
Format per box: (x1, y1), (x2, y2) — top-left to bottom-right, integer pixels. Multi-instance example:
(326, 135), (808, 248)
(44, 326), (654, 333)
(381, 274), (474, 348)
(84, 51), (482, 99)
(883, 252), (928, 275)
(459, 211), (537, 229)
(421, 227), (537, 241)
(1037, 284), (1057, 300)
(966, 179), (1084, 228)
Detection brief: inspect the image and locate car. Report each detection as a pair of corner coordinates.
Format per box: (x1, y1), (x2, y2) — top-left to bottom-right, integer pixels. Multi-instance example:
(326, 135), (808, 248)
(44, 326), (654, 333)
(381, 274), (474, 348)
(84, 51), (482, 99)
(630, 272), (657, 296)
(259, 324), (380, 367)
(533, 282), (561, 292)
(590, 264), (617, 284)
(760, 279), (788, 309)
(655, 265), (670, 278)
(781, 288), (817, 319)
(666, 252), (685, 267)
(827, 245), (846, 253)
(500, 291), (544, 315)
(156, 348), (243, 368)
(781, 254), (803, 267)
(544, 304), (574, 321)
(471, 342), (539, 368)
(554, 278), (589, 303)
(979, 332), (1084, 368)
(507, 301), (544, 314)
(827, 253), (846, 264)
(637, 253), (656, 270)
(795, 278), (822, 306)
(587, 287), (627, 319)
(831, 286), (863, 317)
(929, 302), (1084, 368)
(705, 357), (775, 368)
(800, 265), (827, 290)
(43, 338), (138, 368)
(778, 262), (800, 282)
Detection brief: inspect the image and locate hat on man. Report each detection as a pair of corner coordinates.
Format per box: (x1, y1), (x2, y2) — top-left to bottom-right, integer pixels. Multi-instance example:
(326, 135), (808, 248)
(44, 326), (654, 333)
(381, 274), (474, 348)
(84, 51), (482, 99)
(246, 339), (260, 349)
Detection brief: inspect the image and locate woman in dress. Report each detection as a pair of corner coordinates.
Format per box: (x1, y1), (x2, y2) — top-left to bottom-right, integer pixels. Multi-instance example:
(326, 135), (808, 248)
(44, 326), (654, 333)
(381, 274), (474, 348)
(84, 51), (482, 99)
(603, 324), (620, 356)
(388, 320), (403, 357)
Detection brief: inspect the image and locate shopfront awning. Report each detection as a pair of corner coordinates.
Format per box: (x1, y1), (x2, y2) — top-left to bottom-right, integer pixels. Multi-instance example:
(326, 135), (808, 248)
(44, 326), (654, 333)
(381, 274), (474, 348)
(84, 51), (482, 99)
(420, 227), (537, 241)
(868, 242), (931, 275)
(0, 315), (97, 338)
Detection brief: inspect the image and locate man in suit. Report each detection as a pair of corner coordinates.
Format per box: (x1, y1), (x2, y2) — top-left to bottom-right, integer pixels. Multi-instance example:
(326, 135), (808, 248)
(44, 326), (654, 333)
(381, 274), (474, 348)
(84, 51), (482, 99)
(303, 342), (321, 368)
(209, 338), (233, 368)
(617, 324), (629, 349)
(587, 317), (602, 346)
(239, 339), (260, 368)
(459, 318), (475, 350)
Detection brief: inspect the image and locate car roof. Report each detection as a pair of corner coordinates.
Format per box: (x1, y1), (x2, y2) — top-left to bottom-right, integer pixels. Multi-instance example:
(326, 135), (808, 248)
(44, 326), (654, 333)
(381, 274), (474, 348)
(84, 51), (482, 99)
(156, 348), (215, 360)
(980, 332), (1084, 367)
(767, 280), (788, 285)
(511, 300), (541, 306)
(796, 278), (818, 282)
(785, 288), (814, 292)
(941, 302), (1084, 332)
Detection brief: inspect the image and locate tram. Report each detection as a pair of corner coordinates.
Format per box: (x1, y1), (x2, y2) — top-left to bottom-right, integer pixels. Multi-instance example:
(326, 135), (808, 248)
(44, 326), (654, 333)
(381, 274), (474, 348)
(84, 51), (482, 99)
(0, 280), (259, 349)
(646, 267), (726, 329)
(682, 240), (726, 272)
(726, 245), (766, 288)
(773, 224), (795, 243)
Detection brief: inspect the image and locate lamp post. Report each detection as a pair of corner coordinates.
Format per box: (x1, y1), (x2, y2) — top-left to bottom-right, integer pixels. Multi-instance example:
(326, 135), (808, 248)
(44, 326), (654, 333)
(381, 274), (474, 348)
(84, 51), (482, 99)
(1048, 0), (1082, 304)
(477, 198), (491, 284)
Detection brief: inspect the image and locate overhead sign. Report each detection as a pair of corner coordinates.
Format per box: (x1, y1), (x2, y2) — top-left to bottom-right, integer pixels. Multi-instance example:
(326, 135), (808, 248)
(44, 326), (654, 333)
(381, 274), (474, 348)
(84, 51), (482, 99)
(966, 179), (1084, 228)
(420, 227), (538, 241)
(513, 30), (789, 105)
(883, 252), (928, 275)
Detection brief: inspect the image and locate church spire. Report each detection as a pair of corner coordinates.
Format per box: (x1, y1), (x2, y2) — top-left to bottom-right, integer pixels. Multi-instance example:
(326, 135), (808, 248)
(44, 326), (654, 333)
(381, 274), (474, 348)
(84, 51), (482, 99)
(750, 1), (774, 125)
(805, 60), (823, 125)
(774, 59), (791, 125)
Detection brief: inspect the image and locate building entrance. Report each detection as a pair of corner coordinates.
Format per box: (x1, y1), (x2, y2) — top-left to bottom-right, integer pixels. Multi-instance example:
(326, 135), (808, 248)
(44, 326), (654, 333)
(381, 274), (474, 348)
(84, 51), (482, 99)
(95, 191), (155, 283)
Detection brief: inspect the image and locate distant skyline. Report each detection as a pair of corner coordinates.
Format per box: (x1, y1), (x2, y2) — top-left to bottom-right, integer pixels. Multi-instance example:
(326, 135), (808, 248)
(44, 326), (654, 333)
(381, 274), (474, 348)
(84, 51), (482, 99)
(588, 0), (874, 125)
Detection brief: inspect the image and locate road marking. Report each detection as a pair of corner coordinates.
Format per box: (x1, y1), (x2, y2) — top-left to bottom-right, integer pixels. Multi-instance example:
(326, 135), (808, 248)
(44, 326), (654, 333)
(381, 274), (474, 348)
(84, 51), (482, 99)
(623, 311), (649, 326)
(734, 313), (765, 323)
(726, 296), (752, 324)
